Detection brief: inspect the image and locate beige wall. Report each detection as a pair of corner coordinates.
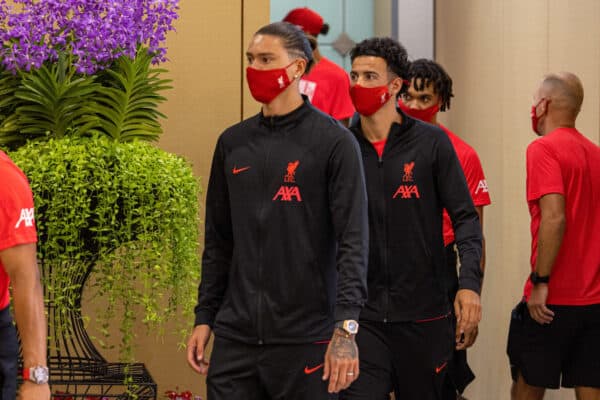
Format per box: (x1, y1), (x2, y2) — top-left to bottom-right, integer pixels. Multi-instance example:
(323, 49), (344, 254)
(374, 0), (392, 37)
(436, 1), (600, 399)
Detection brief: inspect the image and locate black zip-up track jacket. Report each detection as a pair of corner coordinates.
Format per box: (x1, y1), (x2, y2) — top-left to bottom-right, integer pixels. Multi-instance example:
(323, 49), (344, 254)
(195, 99), (369, 344)
(351, 112), (482, 322)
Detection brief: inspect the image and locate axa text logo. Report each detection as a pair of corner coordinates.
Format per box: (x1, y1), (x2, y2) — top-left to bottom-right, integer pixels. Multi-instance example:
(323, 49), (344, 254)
(273, 186), (302, 202)
(15, 208), (35, 228)
(274, 160), (302, 202)
(475, 179), (489, 194)
(393, 185), (420, 199)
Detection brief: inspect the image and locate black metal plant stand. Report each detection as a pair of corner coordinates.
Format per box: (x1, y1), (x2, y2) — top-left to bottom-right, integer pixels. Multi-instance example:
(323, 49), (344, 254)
(23, 260), (157, 399)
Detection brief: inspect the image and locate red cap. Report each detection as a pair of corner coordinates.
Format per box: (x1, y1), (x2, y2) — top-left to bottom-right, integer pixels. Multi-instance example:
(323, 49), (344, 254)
(283, 7), (324, 36)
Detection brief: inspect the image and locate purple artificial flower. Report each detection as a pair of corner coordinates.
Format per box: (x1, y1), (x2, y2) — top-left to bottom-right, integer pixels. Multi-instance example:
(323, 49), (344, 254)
(0, 0), (179, 74)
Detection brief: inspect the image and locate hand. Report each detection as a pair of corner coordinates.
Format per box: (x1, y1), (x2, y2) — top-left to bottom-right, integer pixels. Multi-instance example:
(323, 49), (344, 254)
(18, 381), (50, 400)
(455, 325), (478, 350)
(454, 289), (482, 350)
(322, 329), (359, 393)
(527, 283), (554, 324)
(186, 324), (212, 375)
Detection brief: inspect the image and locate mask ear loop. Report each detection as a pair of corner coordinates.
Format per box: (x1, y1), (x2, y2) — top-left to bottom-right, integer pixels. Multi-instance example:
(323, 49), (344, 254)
(287, 59), (305, 80)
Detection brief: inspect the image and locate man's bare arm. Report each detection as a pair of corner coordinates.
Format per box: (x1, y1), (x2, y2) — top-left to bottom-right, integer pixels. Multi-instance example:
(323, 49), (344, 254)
(0, 243), (50, 399)
(527, 193), (565, 324)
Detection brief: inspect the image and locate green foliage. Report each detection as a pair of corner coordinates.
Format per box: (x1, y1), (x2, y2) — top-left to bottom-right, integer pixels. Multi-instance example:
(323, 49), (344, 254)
(0, 48), (170, 148)
(94, 49), (171, 141)
(0, 68), (21, 143)
(14, 54), (100, 142)
(10, 136), (201, 361)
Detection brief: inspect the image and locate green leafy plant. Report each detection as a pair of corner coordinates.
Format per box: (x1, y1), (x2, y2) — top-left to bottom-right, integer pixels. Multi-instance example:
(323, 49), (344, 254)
(0, 0), (199, 369)
(10, 136), (200, 361)
(94, 48), (171, 141)
(0, 48), (170, 148)
(13, 54), (99, 142)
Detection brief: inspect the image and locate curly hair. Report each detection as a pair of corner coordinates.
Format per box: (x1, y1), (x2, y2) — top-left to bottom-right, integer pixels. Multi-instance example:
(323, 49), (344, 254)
(350, 37), (410, 93)
(407, 59), (454, 112)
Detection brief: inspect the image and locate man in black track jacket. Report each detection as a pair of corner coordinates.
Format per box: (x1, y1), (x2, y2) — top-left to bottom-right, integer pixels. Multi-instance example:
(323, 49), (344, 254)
(340, 37), (482, 400)
(186, 22), (369, 400)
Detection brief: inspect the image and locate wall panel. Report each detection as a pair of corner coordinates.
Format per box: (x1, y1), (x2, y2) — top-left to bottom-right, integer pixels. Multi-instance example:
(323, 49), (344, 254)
(548, 0), (600, 143)
(436, 1), (598, 399)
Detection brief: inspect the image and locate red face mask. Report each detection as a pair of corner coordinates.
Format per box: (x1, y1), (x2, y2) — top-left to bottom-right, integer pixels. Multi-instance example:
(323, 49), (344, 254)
(246, 62), (295, 104)
(530, 105), (539, 134)
(531, 98), (548, 135)
(350, 84), (392, 116)
(398, 101), (440, 123)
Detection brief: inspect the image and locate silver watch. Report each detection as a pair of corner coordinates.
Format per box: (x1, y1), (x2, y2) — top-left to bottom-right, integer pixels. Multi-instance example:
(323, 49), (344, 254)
(23, 365), (49, 384)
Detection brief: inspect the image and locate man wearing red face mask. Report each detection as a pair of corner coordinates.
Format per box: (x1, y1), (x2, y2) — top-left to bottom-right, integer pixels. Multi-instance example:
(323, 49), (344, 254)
(340, 38), (482, 400)
(186, 22), (369, 400)
(283, 7), (355, 125)
(400, 59), (491, 400)
(507, 73), (600, 400)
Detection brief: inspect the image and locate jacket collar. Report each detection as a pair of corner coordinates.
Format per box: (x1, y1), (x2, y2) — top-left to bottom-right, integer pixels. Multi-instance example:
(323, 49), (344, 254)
(258, 96), (312, 130)
(350, 106), (416, 146)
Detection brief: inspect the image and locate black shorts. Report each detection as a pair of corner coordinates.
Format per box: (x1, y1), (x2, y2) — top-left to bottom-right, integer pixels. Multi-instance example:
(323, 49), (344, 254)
(0, 306), (18, 400)
(207, 335), (336, 400)
(442, 244), (475, 398)
(340, 317), (454, 400)
(507, 301), (600, 389)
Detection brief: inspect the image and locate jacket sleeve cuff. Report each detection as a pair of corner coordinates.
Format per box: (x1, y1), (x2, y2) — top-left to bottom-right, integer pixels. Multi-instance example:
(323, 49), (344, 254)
(458, 276), (482, 295)
(334, 304), (362, 322)
(194, 311), (215, 328)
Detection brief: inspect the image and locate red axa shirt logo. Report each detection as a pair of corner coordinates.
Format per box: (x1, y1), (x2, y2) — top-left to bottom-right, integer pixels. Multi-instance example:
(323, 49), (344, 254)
(273, 186), (302, 202)
(274, 160), (302, 202)
(393, 185), (420, 199)
(475, 179), (489, 194)
(402, 161), (415, 182)
(395, 161), (420, 199)
(15, 207), (35, 228)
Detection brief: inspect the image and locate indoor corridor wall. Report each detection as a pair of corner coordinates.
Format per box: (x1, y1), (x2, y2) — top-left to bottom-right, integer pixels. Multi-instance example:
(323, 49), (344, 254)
(435, 1), (600, 399)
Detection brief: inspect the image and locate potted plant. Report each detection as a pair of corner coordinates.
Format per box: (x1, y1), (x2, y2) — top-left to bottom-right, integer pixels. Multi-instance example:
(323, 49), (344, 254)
(0, 1), (199, 398)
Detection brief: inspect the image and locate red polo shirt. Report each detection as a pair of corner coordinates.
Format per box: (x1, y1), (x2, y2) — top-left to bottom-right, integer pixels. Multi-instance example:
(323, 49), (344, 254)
(523, 128), (600, 305)
(439, 125), (491, 246)
(0, 150), (37, 309)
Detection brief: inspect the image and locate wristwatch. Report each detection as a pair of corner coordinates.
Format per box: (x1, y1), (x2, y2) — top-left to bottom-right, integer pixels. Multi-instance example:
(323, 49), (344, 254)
(22, 365), (49, 384)
(335, 319), (359, 335)
(530, 271), (550, 285)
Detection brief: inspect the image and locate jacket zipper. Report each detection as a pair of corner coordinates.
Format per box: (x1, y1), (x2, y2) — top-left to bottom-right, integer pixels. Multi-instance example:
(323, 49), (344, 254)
(378, 151), (390, 323)
(256, 118), (275, 344)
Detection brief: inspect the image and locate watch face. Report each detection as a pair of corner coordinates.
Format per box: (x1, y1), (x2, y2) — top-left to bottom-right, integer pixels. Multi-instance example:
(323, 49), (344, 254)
(346, 320), (358, 333)
(32, 367), (49, 383)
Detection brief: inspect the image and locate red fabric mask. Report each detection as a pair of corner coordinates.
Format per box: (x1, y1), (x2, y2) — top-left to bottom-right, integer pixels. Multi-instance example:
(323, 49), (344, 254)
(246, 62), (295, 104)
(398, 101), (440, 123)
(531, 99), (548, 135)
(350, 84), (392, 116)
(530, 105), (540, 134)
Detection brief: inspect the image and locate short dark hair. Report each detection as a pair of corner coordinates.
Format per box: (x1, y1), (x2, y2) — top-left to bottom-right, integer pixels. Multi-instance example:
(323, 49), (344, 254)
(256, 22), (314, 73)
(407, 59), (454, 111)
(350, 37), (410, 93)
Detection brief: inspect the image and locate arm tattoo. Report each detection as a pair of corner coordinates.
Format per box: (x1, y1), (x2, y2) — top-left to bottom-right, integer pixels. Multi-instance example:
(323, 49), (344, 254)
(330, 330), (358, 359)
